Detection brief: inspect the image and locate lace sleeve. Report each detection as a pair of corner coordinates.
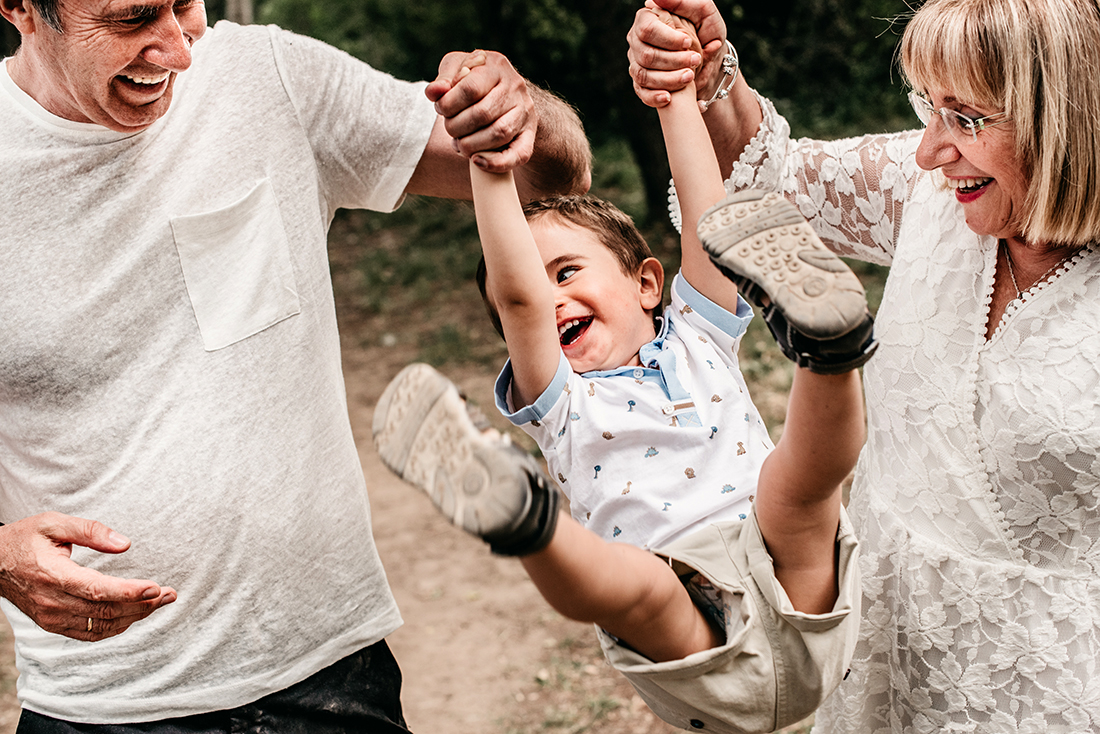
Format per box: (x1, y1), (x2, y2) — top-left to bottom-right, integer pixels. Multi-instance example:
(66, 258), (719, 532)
(670, 91), (926, 267)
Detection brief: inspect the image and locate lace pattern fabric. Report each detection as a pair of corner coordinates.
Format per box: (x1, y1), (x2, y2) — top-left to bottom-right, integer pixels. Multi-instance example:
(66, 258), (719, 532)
(672, 92), (1100, 733)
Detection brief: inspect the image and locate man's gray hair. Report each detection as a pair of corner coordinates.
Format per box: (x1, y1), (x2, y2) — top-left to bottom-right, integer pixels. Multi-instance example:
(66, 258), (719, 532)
(30, 0), (62, 31)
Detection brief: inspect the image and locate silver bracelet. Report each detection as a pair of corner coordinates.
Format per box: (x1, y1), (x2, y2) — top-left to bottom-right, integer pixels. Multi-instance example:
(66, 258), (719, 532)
(700, 40), (740, 112)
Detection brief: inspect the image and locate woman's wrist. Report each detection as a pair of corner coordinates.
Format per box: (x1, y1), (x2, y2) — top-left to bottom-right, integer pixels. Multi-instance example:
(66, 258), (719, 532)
(698, 40), (739, 112)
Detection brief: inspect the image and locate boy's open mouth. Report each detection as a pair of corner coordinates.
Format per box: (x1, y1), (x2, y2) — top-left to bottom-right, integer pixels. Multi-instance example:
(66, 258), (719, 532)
(558, 317), (592, 346)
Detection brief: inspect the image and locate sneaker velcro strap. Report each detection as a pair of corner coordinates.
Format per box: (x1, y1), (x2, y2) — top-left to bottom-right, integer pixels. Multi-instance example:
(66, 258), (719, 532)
(486, 471), (561, 557)
(763, 305), (879, 375)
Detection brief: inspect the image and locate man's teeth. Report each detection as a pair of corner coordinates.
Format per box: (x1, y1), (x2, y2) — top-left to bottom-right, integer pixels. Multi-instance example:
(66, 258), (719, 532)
(558, 319), (584, 337)
(949, 177), (992, 190)
(123, 73), (169, 85)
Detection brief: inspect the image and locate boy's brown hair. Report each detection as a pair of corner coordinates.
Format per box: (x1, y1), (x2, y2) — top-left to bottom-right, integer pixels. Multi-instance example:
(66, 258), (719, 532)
(475, 195), (658, 339)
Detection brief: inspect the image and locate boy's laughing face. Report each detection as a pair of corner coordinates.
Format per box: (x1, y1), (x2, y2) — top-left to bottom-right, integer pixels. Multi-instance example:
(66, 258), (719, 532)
(528, 217), (663, 374)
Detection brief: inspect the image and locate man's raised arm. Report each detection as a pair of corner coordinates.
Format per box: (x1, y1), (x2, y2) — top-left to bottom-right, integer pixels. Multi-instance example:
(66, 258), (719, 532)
(406, 50), (591, 201)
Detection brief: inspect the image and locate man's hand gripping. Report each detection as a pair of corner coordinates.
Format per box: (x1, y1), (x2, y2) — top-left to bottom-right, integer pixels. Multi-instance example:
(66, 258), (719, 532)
(426, 49), (536, 174)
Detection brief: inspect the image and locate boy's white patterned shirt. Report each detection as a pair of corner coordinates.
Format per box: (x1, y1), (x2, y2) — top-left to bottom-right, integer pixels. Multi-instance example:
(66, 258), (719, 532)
(495, 274), (774, 549)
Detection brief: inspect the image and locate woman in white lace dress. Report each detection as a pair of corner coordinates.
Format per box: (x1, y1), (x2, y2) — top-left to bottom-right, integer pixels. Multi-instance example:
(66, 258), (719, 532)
(628, 0), (1100, 731)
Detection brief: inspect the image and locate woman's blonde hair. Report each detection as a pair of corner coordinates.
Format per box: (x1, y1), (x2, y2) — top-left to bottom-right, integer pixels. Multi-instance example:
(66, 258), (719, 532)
(901, 0), (1100, 245)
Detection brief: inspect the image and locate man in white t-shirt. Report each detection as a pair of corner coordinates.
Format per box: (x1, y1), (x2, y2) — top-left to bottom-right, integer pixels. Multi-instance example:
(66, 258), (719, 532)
(0, 0), (589, 729)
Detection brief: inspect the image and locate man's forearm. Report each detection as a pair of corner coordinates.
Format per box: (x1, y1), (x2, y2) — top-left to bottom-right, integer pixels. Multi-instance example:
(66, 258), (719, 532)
(515, 84), (592, 201)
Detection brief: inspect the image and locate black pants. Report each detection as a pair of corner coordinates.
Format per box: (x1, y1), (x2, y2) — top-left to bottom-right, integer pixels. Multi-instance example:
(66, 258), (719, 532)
(17, 640), (411, 734)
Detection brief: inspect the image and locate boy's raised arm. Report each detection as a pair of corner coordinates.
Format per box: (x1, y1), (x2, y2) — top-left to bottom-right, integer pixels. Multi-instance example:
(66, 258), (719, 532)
(470, 166), (562, 409)
(652, 11), (742, 315)
(440, 50), (561, 409)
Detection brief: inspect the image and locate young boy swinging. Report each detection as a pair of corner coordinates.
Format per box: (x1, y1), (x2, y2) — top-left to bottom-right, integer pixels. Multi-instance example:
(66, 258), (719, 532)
(373, 15), (875, 733)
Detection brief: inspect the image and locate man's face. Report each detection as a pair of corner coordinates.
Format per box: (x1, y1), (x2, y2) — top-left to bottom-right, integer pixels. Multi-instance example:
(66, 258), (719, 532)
(22, 0), (207, 132)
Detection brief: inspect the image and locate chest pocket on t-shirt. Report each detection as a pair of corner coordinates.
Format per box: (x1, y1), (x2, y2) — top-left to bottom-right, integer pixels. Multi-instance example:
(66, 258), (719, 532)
(170, 179), (301, 351)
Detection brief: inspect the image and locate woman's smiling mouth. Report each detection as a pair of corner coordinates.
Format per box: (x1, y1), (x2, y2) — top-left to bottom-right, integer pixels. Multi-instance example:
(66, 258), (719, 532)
(948, 176), (992, 194)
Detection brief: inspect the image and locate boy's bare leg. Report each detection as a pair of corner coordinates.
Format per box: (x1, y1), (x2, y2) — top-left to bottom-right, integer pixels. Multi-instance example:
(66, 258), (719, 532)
(695, 194), (873, 616)
(521, 513), (722, 663)
(755, 368), (863, 614)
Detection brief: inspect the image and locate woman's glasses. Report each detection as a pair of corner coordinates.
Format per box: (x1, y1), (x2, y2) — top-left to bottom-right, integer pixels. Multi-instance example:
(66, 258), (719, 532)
(908, 91), (1010, 144)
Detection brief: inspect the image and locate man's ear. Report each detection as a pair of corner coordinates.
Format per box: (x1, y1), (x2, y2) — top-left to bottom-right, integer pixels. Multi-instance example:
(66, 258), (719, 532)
(1, 0), (36, 35)
(638, 257), (665, 312)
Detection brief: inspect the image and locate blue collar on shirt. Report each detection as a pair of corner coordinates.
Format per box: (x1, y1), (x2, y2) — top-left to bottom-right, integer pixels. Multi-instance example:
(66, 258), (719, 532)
(578, 273), (753, 405)
(581, 316), (692, 402)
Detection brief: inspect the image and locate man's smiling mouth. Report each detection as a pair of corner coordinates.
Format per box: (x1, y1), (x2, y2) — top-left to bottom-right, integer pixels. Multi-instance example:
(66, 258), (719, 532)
(119, 72), (170, 86)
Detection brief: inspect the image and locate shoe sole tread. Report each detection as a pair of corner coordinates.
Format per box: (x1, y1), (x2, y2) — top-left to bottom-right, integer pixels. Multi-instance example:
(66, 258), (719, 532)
(697, 190), (868, 339)
(372, 364), (532, 537)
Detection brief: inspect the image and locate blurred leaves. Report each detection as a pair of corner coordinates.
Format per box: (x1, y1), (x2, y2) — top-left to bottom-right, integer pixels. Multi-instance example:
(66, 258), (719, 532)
(253, 0), (912, 218)
(0, 0), (916, 217)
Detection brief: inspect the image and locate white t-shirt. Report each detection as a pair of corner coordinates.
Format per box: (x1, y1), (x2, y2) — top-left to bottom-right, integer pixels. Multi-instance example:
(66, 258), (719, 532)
(0, 21), (436, 722)
(495, 274), (774, 551)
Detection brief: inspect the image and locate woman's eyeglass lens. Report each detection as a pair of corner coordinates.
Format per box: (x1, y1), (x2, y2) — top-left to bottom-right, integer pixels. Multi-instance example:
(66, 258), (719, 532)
(908, 91), (1009, 144)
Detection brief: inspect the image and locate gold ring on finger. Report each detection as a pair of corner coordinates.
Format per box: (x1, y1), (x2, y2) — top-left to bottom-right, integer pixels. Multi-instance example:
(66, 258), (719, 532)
(87, 617), (93, 633)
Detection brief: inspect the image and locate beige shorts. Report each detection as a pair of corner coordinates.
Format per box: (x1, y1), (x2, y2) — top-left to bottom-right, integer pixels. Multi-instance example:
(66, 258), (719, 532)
(596, 506), (860, 734)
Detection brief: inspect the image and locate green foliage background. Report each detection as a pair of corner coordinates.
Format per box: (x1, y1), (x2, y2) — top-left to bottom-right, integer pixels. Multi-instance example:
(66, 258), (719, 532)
(230, 0), (914, 221)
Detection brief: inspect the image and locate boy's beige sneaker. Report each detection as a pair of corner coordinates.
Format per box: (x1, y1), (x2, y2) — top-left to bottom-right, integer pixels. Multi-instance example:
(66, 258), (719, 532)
(698, 189), (877, 373)
(372, 363), (559, 556)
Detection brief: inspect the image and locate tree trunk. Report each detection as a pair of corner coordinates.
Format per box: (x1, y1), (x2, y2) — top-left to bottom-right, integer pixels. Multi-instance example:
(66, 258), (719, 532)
(582, 0), (671, 225)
